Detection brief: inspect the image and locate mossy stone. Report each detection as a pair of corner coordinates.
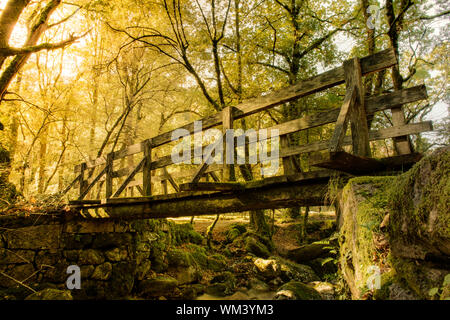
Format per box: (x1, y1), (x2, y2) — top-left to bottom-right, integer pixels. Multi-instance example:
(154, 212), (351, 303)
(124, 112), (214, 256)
(275, 281), (322, 300)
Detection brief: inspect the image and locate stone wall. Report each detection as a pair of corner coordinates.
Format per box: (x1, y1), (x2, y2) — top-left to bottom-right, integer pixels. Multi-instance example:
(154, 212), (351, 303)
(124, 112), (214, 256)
(0, 214), (204, 300)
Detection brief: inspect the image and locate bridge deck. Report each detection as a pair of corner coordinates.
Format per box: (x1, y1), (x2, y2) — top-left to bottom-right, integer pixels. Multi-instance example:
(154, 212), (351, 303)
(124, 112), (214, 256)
(69, 153), (420, 220)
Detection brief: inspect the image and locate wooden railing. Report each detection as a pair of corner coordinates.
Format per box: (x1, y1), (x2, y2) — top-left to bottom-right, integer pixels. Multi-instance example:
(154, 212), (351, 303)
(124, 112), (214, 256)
(66, 48), (432, 201)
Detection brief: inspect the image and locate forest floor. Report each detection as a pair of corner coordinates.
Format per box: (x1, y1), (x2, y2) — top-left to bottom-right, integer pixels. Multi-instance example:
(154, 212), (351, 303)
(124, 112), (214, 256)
(169, 210), (336, 254)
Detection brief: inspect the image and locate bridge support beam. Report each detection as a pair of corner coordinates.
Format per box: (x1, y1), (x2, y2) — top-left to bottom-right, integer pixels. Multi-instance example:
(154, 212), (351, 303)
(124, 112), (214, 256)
(80, 181), (330, 220)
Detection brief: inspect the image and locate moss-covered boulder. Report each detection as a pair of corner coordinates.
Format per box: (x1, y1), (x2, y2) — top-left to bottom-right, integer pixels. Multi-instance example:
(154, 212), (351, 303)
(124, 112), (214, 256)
(253, 256), (319, 283)
(388, 147), (450, 259)
(25, 288), (73, 300)
(138, 275), (178, 297)
(274, 281), (322, 300)
(225, 223), (247, 242)
(205, 272), (236, 297)
(338, 147), (450, 299)
(338, 176), (395, 299)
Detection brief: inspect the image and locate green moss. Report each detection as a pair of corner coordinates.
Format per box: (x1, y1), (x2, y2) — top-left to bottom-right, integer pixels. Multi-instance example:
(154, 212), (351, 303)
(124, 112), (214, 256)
(207, 254), (227, 272)
(388, 148), (450, 243)
(373, 270), (397, 300)
(173, 223), (204, 245)
(339, 176), (394, 298)
(277, 281), (322, 300)
(186, 244), (208, 268)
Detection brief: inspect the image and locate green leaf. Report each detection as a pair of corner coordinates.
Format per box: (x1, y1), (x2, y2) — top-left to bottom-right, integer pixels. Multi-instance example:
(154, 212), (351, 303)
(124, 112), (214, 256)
(428, 287), (439, 297)
(321, 257), (334, 266)
(443, 274), (450, 286)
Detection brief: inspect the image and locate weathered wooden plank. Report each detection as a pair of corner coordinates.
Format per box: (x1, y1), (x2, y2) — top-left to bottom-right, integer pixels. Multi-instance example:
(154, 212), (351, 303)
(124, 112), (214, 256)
(79, 162), (87, 199)
(365, 85), (427, 114)
(136, 185), (144, 196)
(281, 122), (433, 158)
(179, 182), (244, 192)
(112, 139), (150, 160)
(209, 171), (220, 182)
(344, 57), (371, 157)
(74, 156), (107, 172)
(105, 154), (113, 198)
(112, 158), (146, 198)
(79, 182), (330, 219)
(62, 173), (81, 195)
(379, 153), (423, 171)
(142, 140), (152, 196)
(78, 166), (107, 200)
(222, 106), (235, 181)
(312, 151), (384, 174)
(162, 167), (180, 192)
(329, 86), (356, 153)
(161, 180), (168, 195)
(191, 134), (225, 183)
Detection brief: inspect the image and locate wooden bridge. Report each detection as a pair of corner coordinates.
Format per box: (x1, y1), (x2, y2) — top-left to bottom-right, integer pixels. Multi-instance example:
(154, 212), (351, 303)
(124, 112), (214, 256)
(66, 48), (432, 220)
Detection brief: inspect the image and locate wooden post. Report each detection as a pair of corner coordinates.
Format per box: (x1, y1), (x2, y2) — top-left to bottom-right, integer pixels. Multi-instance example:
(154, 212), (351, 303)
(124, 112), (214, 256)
(105, 153), (113, 198)
(142, 139), (152, 196)
(343, 57), (371, 157)
(161, 179), (168, 195)
(391, 107), (412, 155)
(281, 136), (296, 175)
(222, 106), (235, 181)
(79, 162), (86, 199)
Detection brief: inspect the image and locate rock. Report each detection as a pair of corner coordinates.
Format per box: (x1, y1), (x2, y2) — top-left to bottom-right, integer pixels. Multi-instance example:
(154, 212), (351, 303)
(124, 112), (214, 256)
(92, 233), (132, 249)
(338, 176), (394, 299)
(63, 250), (80, 262)
(167, 248), (193, 267)
(170, 265), (199, 285)
(226, 223), (247, 242)
(35, 251), (60, 266)
(254, 256), (319, 283)
(25, 288), (72, 300)
(108, 262), (135, 298)
(0, 264), (36, 287)
(286, 243), (331, 263)
(309, 281), (336, 300)
(136, 261), (152, 280)
(207, 254), (227, 271)
(245, 237), (270, 258)
(249, 278), (270, 292)
(78, 249), (105, 265)
(4, 225), (61, 249)
(274, 281), (322, 300)
(254, 258), (279, 278)
(0, 249), (35, 264)
(188, 244), (208, 268)
(389, 147), (450, 259)
(80, 265), (95, 278)
(105, 247), (128, 262)
(61, 233), (93, 249)
(206, 272), (236, 297)
(386, 283), (420, 300)
(92, 262), (113, 280)
(138, 275), (178, 297)
(338, 148), (450, 299)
